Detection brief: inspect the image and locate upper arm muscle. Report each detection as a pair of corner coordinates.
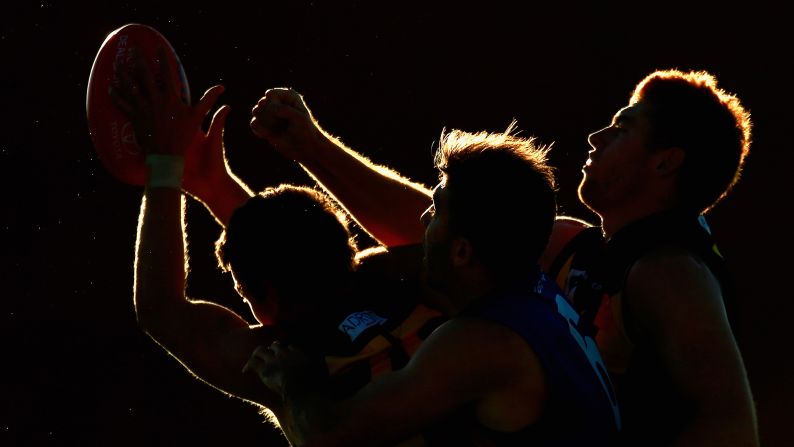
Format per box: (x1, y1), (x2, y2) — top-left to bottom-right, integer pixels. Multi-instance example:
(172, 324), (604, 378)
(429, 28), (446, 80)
(626, 251), (757, 444)
(326, 318), (540, 445)
(142, 298), (280, 408)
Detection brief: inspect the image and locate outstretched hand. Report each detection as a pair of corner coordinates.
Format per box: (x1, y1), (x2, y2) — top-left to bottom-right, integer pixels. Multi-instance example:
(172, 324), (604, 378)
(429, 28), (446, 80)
(110, 48), (225, 156)
(182, 103), (233, 202)
(250, 88), (324, 164)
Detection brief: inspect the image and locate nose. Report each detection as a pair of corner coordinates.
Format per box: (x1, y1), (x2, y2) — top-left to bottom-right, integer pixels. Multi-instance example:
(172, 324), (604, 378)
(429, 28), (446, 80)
(588, 127), (610, 150)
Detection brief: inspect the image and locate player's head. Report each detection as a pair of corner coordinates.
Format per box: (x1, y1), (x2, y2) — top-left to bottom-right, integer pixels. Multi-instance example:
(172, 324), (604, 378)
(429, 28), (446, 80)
(421, 124), (556, 292)
(581, 69), (751, 216)
(216, 184), (358, 324)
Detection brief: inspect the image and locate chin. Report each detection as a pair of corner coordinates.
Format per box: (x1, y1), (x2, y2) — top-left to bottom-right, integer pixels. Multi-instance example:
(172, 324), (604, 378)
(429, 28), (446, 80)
(577, 179), (591, 204)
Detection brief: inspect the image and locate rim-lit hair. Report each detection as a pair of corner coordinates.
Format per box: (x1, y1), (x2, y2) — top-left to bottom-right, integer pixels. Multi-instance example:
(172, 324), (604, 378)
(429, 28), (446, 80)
(434, 123), (557, 279)
(630, 69), (751, 213)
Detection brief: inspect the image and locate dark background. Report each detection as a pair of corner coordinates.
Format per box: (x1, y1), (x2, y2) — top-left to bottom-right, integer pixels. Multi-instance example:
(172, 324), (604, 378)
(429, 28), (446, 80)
(2, 1), (792, 445)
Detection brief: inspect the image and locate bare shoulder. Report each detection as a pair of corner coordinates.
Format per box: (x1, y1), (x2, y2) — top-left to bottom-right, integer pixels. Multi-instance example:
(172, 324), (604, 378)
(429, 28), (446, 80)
(628, 247), (721, 298)
(555, 215), (595, 229)
(412, 317), (547, 430)
(625, 247), (727, 338)
(540, 216), (595, 272)
(622, 248), (758, 446)
(412, 317), (544, 391)
(550, 216), (595, 251)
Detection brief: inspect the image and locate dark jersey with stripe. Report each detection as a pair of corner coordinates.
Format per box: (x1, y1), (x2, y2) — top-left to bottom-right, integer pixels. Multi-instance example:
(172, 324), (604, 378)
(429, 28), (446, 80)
(276, 247), (447, 446)
(280, 249), (446, 399)
(423, 268), (621, 446)
(549, 211), (733, 446)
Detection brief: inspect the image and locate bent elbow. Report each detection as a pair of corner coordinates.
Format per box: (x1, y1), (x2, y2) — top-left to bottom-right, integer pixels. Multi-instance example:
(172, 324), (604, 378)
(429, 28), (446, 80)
(132, 291), (172, 339)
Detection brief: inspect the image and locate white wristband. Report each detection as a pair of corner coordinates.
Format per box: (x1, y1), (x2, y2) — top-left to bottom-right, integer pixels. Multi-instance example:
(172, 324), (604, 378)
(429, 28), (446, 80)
(146, 154), (184, 189)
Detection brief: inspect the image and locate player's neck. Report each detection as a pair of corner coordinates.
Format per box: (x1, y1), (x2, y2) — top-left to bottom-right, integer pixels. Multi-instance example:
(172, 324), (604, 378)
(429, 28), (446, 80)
(601, 205), (677, 239)
(599, 190), (678, 239)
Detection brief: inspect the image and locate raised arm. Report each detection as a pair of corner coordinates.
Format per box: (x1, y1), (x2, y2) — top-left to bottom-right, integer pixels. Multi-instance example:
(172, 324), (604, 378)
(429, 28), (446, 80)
(626, 251), (759, 447)
(134, 185), (278, 408)
(113, 55), (280, 410)
(250, 88), (431, 247)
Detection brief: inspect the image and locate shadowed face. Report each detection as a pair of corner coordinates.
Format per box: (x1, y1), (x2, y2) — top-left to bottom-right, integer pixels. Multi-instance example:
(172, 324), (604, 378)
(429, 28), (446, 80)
(231, 270), (278, 325)
(420, 183), (455, 292)
(579, 102), (658, 216)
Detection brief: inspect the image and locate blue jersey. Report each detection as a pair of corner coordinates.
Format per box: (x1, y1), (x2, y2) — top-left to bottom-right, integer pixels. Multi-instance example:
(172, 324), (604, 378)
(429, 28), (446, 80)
(455, 267), (621, 446)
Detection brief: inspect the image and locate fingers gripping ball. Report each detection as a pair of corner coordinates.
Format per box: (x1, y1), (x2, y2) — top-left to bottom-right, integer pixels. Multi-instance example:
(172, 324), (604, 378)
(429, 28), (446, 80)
(86, 23), (190, 185)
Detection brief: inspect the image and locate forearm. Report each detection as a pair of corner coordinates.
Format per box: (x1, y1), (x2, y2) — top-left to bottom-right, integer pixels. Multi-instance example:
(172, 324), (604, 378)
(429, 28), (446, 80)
(283, 396), (383, 447)
(133, 187), (189, 331)
(301, 132), (431, 247)
(280, 393), (335, 446)
(186, 171), (252, 227)
(280, 368), (432, 447)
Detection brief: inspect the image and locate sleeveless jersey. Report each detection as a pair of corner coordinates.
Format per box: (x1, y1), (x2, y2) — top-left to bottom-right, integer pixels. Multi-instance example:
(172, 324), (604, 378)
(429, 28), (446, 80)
(424, 268), (621, 446)
(549, 211), (732, 446)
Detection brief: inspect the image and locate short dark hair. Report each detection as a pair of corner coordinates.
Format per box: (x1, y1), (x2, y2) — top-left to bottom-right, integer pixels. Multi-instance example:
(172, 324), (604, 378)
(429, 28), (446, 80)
(630, 70), (751, 213)
(215, 184), (358, 303)
(434, 123), (557, 280)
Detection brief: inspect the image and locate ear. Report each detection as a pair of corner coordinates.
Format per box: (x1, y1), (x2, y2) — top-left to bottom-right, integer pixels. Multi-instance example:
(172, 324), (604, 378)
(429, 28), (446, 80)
(653, 147), (685, 177)
(450, 237), (473, 267)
